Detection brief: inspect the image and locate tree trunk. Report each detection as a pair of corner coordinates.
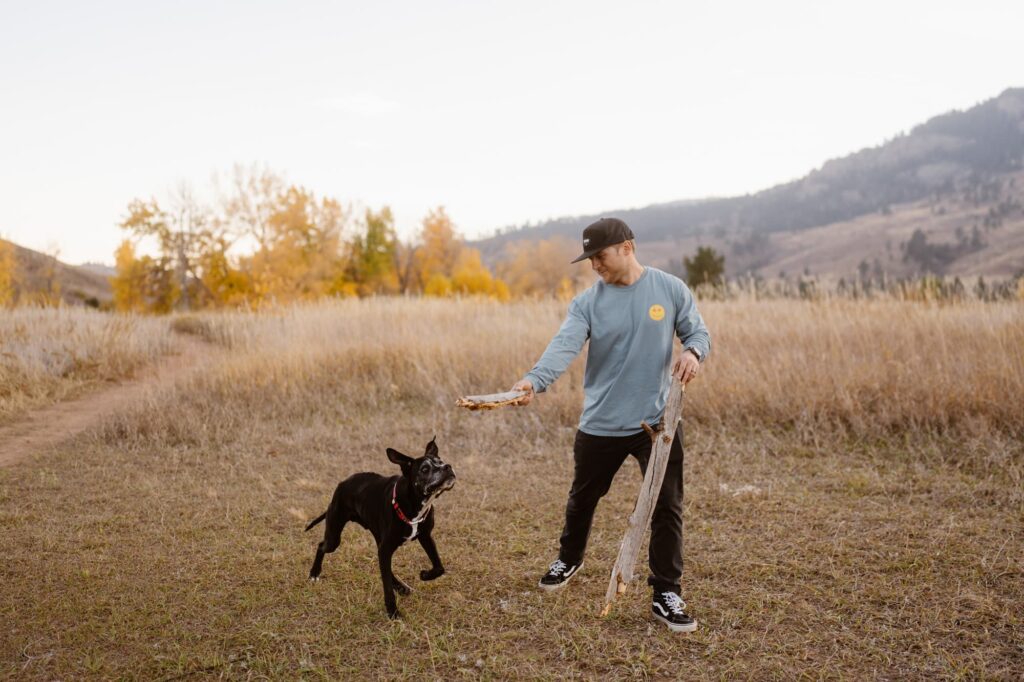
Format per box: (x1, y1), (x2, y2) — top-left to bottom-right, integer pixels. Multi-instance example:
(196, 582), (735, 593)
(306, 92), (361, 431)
(600, 376), (685, 616)
(175, 238), (190, 311)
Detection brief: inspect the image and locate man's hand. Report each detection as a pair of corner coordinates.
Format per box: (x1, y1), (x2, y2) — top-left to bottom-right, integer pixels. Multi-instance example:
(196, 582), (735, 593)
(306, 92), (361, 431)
(672, 350), (700, 385)
(510, 379), (535, 406)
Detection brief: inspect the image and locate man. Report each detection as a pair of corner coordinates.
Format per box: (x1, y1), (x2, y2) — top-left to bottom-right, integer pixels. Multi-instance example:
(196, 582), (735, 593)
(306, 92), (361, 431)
(511, 217), (710, 633)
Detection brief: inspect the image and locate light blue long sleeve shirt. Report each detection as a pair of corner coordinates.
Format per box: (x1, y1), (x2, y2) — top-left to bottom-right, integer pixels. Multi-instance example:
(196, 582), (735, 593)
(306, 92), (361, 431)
(524, 267), (711, 437)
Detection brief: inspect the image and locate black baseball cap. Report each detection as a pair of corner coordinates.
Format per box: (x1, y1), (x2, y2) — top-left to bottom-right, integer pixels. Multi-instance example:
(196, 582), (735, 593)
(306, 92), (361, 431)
(570, 217), (635, 263)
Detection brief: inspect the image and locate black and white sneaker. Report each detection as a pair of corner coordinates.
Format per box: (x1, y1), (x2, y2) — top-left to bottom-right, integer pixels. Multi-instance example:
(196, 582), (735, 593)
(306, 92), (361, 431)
(652, 591), (697, 632)
(538, 559), (583, 591)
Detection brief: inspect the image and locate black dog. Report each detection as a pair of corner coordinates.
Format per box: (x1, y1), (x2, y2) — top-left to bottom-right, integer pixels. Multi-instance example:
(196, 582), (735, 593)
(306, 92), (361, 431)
(305, 437), (456, 619)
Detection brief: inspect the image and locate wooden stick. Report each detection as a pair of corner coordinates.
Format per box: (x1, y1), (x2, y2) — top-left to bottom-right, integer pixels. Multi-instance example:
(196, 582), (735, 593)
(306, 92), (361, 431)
(455, 390), (529, 410)
(600, 376), (685, 617)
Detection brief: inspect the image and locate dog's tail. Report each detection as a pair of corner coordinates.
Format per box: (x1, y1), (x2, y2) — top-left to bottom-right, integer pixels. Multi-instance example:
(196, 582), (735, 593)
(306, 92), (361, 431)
(304, 512), (327, 531)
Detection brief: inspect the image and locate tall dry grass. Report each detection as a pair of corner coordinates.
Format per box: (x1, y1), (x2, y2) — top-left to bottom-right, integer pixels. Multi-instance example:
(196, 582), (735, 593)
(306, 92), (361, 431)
(161, 297), (1024, 439)
(698, 299), (1024, 435)
(0, 307), (173, 423)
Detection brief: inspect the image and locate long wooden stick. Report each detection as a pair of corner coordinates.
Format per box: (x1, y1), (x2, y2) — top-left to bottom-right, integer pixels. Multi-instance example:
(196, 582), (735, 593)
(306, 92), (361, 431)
(600, 376), (685, 616)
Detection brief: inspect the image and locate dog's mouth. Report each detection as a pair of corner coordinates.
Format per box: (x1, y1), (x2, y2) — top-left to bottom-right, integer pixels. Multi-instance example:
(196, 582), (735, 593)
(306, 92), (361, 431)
(424, 475), (456, 497)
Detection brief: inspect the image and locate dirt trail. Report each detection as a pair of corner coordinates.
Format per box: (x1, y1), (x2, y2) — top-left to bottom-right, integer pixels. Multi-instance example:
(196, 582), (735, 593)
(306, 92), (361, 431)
(0, 334), (222, 468)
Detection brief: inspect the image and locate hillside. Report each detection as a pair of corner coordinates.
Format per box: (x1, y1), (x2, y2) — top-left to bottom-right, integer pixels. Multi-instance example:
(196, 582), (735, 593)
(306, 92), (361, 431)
(1, 239), (113, 307)
(475, 88), (1024, 279)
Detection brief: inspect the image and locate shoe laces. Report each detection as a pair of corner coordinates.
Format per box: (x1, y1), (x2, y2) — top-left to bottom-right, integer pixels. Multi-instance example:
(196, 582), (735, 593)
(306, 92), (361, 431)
(548, 559), (567, 576)
(660, 592), (686, 615)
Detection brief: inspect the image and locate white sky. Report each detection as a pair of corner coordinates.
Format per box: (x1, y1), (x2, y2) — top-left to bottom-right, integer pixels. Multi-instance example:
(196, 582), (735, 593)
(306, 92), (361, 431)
(1, 0), (1021, 264)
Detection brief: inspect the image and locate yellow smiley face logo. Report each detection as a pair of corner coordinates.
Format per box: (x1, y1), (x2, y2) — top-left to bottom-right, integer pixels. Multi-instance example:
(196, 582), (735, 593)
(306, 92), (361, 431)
(649, 304), (665, 321)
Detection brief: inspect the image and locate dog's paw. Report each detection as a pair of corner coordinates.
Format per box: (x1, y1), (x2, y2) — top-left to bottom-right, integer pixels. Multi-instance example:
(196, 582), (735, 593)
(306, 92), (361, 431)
(387, 608), (402, 620)
(309, 576), (322, 583)
(420, 567), (445, 581)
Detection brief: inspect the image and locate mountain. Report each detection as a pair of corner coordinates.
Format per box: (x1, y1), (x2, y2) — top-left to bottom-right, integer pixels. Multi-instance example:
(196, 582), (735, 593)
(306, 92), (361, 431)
(474, 88), (1024, 279)
(1, 240), (113, 307)
(77, 262), (118, 280)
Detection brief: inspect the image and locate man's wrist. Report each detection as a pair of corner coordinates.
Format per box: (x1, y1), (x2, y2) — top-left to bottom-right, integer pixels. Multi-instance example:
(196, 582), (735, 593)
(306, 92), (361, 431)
(685, 347), (701, 362)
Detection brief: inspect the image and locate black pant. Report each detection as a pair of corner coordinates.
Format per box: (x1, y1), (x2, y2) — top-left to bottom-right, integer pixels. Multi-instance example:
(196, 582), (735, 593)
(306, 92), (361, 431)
(558, 425), (684, 594)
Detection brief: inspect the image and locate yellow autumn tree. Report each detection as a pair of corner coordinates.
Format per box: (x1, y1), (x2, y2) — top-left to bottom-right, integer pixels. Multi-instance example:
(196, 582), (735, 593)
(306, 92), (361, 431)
(110, 239), (179, 313)
(119, 187), (215, 311)
(410, 207), (507, 299)
(413, 207), (461, 290)
(145, 259), (180, 314)
(198, 236), (251, 307)
(496, 236), (590, 299)
(0, 239), (17, 307)
(242, 186), (347, 304)
(451, 248), (510, 300)
(110, 240), (147, 312)
(423, 272), (454, 297)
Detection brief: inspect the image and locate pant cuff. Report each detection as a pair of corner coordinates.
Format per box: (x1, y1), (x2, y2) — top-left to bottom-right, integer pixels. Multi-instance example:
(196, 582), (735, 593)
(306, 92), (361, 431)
(647, 576), (682, 594)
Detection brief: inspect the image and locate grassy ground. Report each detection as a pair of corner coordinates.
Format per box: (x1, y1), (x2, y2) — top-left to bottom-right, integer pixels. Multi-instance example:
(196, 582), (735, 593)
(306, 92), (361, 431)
(2, 299), (1022, 679)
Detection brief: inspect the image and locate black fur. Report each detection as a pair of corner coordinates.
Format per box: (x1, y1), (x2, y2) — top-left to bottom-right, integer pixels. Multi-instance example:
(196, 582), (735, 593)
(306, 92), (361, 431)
(305, 437), (456, 619)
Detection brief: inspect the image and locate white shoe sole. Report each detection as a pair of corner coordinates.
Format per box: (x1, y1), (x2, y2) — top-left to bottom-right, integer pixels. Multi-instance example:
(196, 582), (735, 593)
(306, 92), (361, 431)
(537, 561), (583, 591)
(653, 612), (698, 633)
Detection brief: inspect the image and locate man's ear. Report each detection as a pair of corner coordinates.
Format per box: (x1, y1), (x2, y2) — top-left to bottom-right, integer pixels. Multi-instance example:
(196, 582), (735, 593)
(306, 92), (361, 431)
(424, 437), (439, 460)
(386, 448), (413, 468)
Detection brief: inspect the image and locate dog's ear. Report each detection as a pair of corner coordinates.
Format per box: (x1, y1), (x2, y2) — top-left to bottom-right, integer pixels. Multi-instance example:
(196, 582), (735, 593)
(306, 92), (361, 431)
(424, 436), (439, 460)
(386, 448), (414, 469)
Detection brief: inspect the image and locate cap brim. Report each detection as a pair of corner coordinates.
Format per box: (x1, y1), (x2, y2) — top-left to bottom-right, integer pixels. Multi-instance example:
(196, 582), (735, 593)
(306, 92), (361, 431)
(570, 249), (600, 264)
(570, 239), (630, 264)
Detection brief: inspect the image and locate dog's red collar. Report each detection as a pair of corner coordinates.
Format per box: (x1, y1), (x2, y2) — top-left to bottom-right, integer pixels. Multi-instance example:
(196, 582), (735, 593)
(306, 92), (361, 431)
(391, 481), (413, 525)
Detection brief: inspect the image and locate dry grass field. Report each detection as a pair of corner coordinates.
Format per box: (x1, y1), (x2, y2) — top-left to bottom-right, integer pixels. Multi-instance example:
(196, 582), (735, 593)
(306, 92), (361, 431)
(2, 298), (1022, 679)
(0, 307), (172, 425)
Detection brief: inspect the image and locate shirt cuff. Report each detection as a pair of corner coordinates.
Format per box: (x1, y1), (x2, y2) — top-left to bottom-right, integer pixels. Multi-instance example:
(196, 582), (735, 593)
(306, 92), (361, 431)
(523, 372), (547, 394)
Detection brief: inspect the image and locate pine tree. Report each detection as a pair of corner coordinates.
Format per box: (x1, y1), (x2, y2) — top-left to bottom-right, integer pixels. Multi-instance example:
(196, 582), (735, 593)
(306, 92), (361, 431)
(683, 246), (725, 286)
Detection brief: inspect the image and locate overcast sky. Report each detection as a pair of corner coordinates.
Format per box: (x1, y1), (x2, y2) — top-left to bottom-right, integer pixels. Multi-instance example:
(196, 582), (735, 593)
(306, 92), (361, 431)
(1, 0), (1021, 264)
